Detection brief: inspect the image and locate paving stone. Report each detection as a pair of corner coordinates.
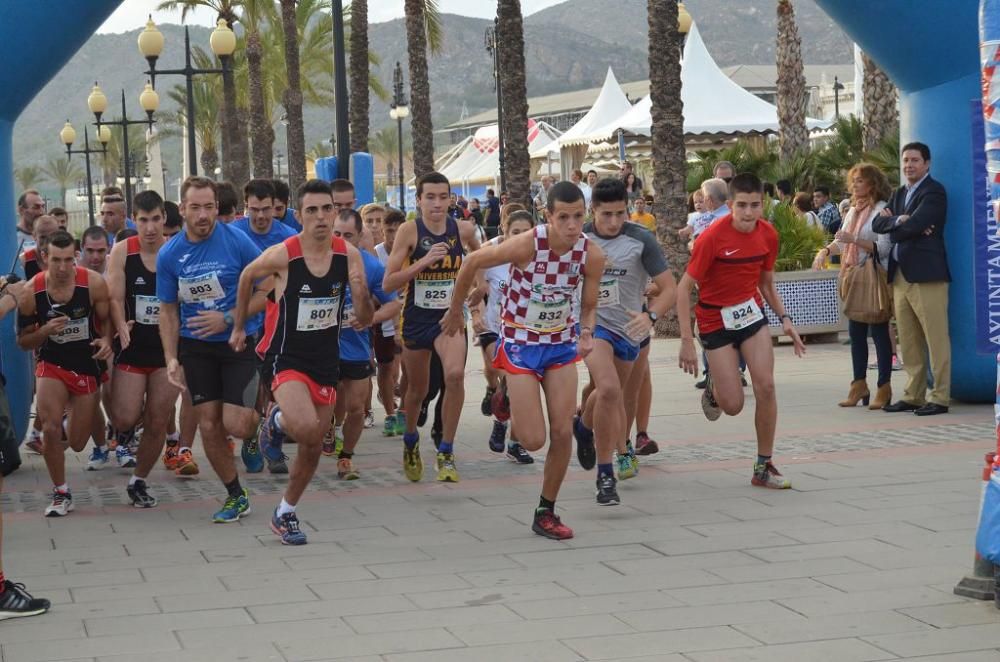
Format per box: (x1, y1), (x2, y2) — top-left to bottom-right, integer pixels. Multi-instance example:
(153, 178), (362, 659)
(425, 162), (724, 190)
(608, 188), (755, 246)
(367, 554), (522, 579)
(732, 610), (932, 644)
(618, 599), (804, 632)
(685, 637), (897, 662)
(276, 628), (465, 661)
(345, 604), (522, 634)
(406, 581), (575, 609)
(708, 556), (876, 583)
(382, 641), (584, 662)
(899, 600), (1000, 628)
(666, 577), (843, 606)
(813, 564), (971, 592)
(1, 632), (180, 662)
(776, 585), (965, 617)
(177, 617), (352, 648)
(248, 595), (418, 623)
(220, 565), (375, 591)
(307, 574), (471, 601)
(644, 531), (802, 556)
(562, 625), (759, 659)
(605, 550), (765, 575)
(506, 590), (686, 619)
(157, 585), (318, 612)
(742, 539), (903, 564)
(70, 577), (226, 602)
(863, 623), (1000, 657)
(96, 643), (286, 662)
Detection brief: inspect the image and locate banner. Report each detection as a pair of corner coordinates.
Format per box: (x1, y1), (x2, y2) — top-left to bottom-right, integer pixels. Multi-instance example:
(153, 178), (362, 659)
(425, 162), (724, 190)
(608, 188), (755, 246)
(972, 99), (1000, 354)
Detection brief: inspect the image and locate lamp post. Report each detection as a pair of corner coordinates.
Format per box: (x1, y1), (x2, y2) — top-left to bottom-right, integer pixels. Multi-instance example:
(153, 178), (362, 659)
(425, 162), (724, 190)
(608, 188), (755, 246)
(484, 18), (506, 196)
(678, 2), (693, 51)
(332, 0), (351, 179)
(833, 75), (845, 119)
(89, 82), (159, 217)
(60, 121), (110, 226)
(138, 16), (236, 177)
(389, 61), (410, 212)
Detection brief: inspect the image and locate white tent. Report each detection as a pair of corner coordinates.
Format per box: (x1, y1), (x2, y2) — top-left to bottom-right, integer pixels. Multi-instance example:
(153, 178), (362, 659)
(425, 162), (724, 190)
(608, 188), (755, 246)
(437, 120), (562, 189)
(556, 68), (634, 178)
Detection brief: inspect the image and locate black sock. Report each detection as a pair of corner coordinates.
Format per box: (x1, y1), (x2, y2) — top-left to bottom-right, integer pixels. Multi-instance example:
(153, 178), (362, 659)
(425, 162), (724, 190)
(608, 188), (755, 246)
(224, 476), (243, 499)
(537, 496), (555, 512)
(338, 450), (354, 460)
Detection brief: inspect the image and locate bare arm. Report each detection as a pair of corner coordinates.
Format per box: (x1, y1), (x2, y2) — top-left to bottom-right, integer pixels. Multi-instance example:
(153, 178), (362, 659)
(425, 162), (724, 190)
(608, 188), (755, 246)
(346, 243), (373, 327)
(371, 299), (402, 325)
(382, 222), (422, 293)
(17, 277), (65, 351)
(89, 272), (114, 360)
(459, 219), (482, 252)
(234, 244), (287, 333)
(578, 242), (606, 335)
(0, 280), (23, 320)
(758, 269), (805, 356)
(676, 272), (696, 341)
(158, 302), (180, 364)
(106, 241), (129, 341)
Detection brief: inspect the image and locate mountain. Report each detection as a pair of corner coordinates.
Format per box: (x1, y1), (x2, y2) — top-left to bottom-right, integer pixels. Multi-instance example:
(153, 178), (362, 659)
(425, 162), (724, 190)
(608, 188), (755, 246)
(12, 0), (851, 201)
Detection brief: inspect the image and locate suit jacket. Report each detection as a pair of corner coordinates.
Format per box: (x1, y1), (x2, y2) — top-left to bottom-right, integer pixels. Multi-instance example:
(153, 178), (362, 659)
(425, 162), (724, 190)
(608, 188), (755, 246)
(871, 175), (951, 283)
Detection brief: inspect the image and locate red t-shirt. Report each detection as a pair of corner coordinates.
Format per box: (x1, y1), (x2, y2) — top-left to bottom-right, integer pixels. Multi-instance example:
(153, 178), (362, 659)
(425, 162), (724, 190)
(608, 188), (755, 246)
(686, 214), (778, 335)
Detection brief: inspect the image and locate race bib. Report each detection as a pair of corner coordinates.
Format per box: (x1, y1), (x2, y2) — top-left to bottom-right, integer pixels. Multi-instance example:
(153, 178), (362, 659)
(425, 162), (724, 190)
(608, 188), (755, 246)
(523, 297), (571, 332)
(134, 295), (160, 325)
(297, 296), (339, 332)
(179, 272), (225, 305)
(721, 297), (764, 331)
(341, 303), (355, 326)
(415, 278), (454, 309)
(51, 317), (89, 344)
(597, 278), (620, 308)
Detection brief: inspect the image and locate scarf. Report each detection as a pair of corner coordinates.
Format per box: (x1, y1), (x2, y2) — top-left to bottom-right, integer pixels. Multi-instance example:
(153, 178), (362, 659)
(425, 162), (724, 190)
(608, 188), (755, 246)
(842, 200), (871, 268)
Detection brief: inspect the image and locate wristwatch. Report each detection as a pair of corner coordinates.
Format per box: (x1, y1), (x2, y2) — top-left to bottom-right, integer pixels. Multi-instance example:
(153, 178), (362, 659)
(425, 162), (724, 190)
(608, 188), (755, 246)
(223, 311), (234, 326)
(780, 313), (793, 323)
(646, 310), (658, 323)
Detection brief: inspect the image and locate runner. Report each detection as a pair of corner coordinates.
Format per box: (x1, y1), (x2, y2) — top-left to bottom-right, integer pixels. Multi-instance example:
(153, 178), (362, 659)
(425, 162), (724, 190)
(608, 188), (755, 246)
(382, 171), (481, 482)
(373, 209), (406, 437)
(677, 172), (806, 489)
(231, 178), (372, 544)
(472, 208), (536, 463)
(157, 176), (269, 523)
(360, 203), (385, 248)
(107, 191), (183, 507)
(232, 179), (297, 252)
(573, 178), (676, 505)
(442, 181), (604, 539)
(21, 215), (59, 280)
(16, 230), (114, 516)
(323, 208), (399, 478)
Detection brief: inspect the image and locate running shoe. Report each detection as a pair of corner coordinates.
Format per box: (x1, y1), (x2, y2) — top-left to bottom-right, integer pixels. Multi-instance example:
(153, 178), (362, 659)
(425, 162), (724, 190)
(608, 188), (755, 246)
(334, 433), (344, 456)
(115, 444), (137, 469)
(751, 461), (792, 489)
(270, 508), (307, 545)
(616, 452), (636, 481)
(417, 401), (429, 427)
(488, 419), (507, 453)
(383, 415), (397, 437)
(626, 441), (639, 476)
(573, 416), (596, 470)
(531, 509), (573, 540)
(86, 445), (110, 471)
(337, 457), (360, 480)
(321, 425), (336, 457)
(435, 451), (459, 482)
(481, 387), (496, 417)
(44, 490), (73, 517)
(393, 411), (407, 436)
(242, 430), (264, 473)
(163, 443), (180, 471)
(491, 385), (510, 422)
(364, 410), (375, 429)
(701, 372), (721, 421)
(635, 432), (659, 456)
(24, 438), (43, 455)
(174, 448), (199, 476)
(403, 441), (423, 482)
(212, 489), (251, 523)
(892, 354), (903, 371)
(126, 479), (157, 508)
(595, 474), (620, 506)
(263, 406), (289, 474)
(0, 581), (51, 621)
(506, 442), (534, 464)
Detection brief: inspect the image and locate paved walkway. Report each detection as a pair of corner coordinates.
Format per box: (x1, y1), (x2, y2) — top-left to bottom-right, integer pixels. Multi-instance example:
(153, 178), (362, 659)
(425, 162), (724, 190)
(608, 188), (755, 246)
(1, 338), (998, 661)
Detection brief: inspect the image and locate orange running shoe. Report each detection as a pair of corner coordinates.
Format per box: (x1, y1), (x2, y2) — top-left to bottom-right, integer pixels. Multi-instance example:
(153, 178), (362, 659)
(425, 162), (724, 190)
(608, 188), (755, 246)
(163, 444), (180, 471)
(174, 448), (200, 476)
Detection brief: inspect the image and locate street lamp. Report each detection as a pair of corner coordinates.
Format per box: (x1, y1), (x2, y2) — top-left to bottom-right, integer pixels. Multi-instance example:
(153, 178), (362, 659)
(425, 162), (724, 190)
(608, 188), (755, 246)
(89, 82), (159, 217)
(60, 120), (110, 226)
(389, 61), (410, 213)
(833, 75), (845, 119)
(484, 18), (506, 197)
(138, 16), (236, 177)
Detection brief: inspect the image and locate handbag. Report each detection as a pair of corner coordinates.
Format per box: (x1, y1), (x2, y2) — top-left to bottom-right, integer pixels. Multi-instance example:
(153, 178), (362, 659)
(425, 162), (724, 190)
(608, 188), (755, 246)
(838, 247), (893, 324)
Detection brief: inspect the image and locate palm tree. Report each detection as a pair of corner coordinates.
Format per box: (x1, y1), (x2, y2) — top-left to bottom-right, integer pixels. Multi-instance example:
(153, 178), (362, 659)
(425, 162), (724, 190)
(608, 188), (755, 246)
(370, 125), (412, 190)
(15, 166), (44, 194)
(280, 0), (306, 193)
(44, 157), (84, 207)
(166, 49), (222, 177)
(497, 0), (530, 204)
(861, 52), (898, 152)
(775, 0), (808, 160)
(349, 0), (370, 154)
(647, 0), (688, 336)
(404, 0), (435, 176)
(99, 126), (148, 187)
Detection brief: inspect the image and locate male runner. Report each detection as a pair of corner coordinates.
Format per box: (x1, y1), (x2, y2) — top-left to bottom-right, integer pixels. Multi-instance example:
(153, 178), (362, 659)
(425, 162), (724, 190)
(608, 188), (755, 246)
(373, 209), (405, 437)
(231, 179), (372, 544)
(108, 191), (184, 507)
(361, 203), (385, 247)
(272, 179), (299, 231)
(157, 176), (269, 523)
(573, 178), (676, 504)
(232, 179), (297, 252)
(677, 172), (805, 489)
(443, 182), (604, 539)
(21, 215), (59, 280)
(383, 171), (480, 482)
(16, 230), (114, 516)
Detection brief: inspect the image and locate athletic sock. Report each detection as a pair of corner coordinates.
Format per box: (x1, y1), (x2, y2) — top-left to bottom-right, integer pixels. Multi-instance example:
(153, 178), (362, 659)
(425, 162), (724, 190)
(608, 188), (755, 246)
(0, 571), (6, 593)
(438, 441), (453, 454)
(178, 446), (191, 455)
(597, 463), (613, 479)
(403, 431), (419, 449)
(334, 425), (343, 440)
(128, 474), (141, 486)
(337, 450), (353, 460)
(756, 454), (771, 468)
(224, 477), (243, 499)
(276, 498), (295, 516)
(55, 483), (69, 494)
(166, 432), (180, 444)
(537, 496), (555, 513)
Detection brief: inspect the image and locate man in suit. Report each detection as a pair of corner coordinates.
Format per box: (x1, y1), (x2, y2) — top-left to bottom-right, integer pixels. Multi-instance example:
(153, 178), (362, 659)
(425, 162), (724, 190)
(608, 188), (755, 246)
(872, 142), (951, 416)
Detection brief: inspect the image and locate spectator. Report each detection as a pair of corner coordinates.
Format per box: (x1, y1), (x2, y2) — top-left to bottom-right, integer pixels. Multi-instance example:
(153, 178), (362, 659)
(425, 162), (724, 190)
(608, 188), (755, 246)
(624, 172), (642, 209)
(99, 196), (127, 241)
(584, 170), (598, 209)
(680, 178), (729, 242)
(687, 189), (705, 225)
(792, 192), (822, 228)
(813, 185), (843, 235)
(873, 141), (951, 416)
(360, 203), (386, 245)
(775, 179), (793, 203)
(630, 196), (656, 232)
(447, 193), (462, 220)
(533, 175), (554, 210)
(216, 181), (241, 223)
(15, 189), (44, 247)
(483, 188), (501, 231)
(48, 207), (69, 230)
(813, 163), (894, 410)
(713, 160), (735, 183)
(620, 160), (643, 190)
(468, 198), (484, 226)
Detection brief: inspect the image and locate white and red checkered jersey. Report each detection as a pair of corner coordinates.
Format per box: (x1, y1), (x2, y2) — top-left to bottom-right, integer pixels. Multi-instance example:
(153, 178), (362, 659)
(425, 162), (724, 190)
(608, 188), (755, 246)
(500, 224), (588, 345)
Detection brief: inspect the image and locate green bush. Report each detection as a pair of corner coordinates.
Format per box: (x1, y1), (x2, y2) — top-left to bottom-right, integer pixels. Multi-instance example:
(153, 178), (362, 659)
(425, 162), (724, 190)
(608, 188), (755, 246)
(769, 201), (828, 272)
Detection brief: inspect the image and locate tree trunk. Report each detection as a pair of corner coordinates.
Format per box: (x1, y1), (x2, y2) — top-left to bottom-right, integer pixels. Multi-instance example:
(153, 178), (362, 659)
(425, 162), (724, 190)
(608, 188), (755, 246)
(280, 0), (307, 193)
(233, 107), (252, 184)
(861, 52), (898, 152)
(247, 28), (274, 178)
(201, 146), (219, 178)
(404, 0), (435, 177)
(647, 0), (689, 337)
(776, 0), (809, 160)
(497, 0), (531, 206)
(221, 60), (249, 185)
(349, 0), (370, 154)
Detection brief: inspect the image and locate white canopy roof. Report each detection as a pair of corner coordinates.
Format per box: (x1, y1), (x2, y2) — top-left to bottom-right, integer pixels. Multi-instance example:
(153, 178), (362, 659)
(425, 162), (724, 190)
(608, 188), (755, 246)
(437, 120), (562, 185)
(557, 69), (635, 148)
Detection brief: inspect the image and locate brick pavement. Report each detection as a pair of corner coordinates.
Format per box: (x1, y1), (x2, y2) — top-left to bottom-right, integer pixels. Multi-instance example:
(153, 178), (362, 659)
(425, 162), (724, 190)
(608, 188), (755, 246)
(1, 338), (998, 661)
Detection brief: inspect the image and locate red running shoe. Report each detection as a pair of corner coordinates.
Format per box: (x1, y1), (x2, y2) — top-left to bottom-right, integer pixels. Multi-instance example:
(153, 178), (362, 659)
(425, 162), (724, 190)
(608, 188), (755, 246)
(491, 384), (510, 422)
(635, 432), (659, 456)
(532, 509), (573, 540)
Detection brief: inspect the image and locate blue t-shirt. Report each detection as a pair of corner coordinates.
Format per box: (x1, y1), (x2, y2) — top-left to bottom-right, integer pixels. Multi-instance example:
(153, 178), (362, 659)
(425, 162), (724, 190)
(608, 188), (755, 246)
(231, 217), (297, 252)
(278, 208), (301, 232)
(156, 222), (263, 342)
(339, 251), (395, 362)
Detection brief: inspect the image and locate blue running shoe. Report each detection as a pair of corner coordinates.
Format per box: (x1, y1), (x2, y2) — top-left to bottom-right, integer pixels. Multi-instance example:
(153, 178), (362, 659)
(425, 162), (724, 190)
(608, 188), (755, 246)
(270, 508), (307, 545)
(86, 445), (109, 471)
(212, 489), (251, 523)
(573, 416), (596, 470)
(241, 428), (264, 474)
(488, 419), (507, 453)
(262, 405), (288, 474)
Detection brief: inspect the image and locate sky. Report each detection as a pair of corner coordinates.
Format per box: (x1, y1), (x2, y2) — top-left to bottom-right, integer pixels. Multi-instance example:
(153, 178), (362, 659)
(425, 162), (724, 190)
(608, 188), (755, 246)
(97, 0), (568, 34)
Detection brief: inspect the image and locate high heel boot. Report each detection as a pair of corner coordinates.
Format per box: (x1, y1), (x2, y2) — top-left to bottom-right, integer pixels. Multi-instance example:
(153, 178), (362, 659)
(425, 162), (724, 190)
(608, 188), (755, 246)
(838, 379), (870, 407)
(869, 383), (892, 410)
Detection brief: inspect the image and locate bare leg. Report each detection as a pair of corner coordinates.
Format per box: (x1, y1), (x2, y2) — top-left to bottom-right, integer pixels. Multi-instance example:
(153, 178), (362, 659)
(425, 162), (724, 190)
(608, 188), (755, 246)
(132, 371), (180, 480)
(339, 379), (368, 454)
(376, 357), (398, 416)
(637, 361), (652, 433)
(272, 381), (333, 506)
(433, 332), (468, 444)
(400, 348), (430, 434)
(194, 401), (235, 484)
(540, 365), (578, 501)
(36, 379), (70, 487)
(738, 327), (778, 457)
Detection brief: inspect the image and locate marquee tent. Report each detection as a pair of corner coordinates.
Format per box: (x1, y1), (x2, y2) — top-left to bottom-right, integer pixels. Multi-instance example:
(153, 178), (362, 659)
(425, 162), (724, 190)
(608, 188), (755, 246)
(437, 119), (562, 190)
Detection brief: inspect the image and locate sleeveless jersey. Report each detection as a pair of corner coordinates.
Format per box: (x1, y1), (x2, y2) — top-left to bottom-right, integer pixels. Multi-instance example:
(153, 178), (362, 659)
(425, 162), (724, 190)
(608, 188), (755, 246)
(22, 248), (42, 280)
(500, 224), (588, 345)
(32, 267), (102, 376)
(401, 217), (464, 326)
(118, 236), (165, 366)
(256, 235), (349, 386)
(482, 236), (510, 335)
